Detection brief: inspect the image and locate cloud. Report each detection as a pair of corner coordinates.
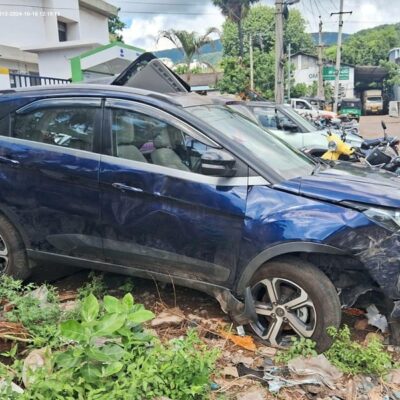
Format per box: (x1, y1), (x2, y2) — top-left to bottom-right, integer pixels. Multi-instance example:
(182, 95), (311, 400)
(119, 3), (224, 51)
(109, 0), (400, 50)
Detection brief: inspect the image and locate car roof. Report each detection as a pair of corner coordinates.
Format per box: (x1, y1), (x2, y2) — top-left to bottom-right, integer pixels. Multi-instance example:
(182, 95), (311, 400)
(225, 100), (276, 108)
(0, 84), (214, 108)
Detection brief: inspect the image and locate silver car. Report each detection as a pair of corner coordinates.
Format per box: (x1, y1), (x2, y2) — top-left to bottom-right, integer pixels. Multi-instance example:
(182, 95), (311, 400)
(226, 101), (363, 151)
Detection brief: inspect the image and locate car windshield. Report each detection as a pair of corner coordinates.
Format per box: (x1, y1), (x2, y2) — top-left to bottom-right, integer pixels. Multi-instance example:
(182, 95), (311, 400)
(279, 105), (317, 132)
(367, 97), (382, 102)
(186, 105), (314, 180)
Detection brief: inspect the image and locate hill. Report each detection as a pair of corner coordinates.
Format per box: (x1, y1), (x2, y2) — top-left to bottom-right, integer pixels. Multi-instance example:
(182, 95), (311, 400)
(325, 23), (400, 65)
(311, 31), (350, 46)
(154, 39), (223, 65)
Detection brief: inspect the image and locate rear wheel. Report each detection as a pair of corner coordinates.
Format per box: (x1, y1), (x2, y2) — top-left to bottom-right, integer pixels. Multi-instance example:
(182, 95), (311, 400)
(249, 257), (341, 352)
(0, 214), (30, 280)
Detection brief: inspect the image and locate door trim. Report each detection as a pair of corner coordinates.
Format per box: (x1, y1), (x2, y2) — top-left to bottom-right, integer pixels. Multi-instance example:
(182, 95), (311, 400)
(100, 154), (269, 187)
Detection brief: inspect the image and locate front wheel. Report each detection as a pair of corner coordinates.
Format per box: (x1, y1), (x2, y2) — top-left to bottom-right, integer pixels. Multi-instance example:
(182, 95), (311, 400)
(0, 214), (30, 280)
(249, 257), (341, 352)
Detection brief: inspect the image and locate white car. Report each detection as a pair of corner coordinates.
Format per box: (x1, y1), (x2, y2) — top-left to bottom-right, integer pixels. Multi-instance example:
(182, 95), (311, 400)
(290, 98), (337, 119)
(226, 101), (363, 151)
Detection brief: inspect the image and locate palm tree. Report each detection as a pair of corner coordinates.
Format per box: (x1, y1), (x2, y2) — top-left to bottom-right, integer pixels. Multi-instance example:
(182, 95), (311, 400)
(212, 0), (260, 58)
(157, 28), (219, 82)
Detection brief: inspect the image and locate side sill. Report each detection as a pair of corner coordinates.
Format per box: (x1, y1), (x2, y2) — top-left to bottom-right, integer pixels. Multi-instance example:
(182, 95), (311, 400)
(26, 249), (256, 325)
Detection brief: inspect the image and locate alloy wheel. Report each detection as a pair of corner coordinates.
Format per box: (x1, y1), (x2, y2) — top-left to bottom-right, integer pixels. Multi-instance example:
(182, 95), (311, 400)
(250, 277), (317, 346)
(0, 233), (8, 274)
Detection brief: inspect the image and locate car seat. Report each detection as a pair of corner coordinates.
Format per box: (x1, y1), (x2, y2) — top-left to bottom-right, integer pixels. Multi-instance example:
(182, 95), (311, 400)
(116, 116), (147, 163)
(151, 129), (189, 171)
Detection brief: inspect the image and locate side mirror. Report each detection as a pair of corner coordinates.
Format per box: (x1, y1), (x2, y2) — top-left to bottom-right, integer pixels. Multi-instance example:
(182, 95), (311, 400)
(381, 120), (387, 130)
(201, 149), (236, 177)
(281, 122), (298, 132)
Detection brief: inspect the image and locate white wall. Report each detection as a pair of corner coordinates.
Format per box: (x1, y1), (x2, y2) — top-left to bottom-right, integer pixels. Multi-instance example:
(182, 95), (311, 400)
(0, 0), (114, 79)
(292, 56), (355, 98)
(0, 1), (47, 47)
(79, 7), (109, 45)
(37, 46), (93, 78)
(0, 59), (38, 74)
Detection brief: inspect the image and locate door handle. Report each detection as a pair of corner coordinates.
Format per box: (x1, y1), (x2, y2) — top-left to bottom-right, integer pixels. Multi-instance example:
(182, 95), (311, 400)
(112, 182), (143, 193)
(0, 156), (20, 166)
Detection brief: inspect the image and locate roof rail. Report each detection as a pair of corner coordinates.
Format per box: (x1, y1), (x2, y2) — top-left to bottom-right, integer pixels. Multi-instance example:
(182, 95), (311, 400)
(0, 89), (16, 95)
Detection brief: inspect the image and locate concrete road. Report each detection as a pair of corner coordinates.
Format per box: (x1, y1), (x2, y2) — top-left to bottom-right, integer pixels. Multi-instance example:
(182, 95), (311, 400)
(359, 115), (400, 139)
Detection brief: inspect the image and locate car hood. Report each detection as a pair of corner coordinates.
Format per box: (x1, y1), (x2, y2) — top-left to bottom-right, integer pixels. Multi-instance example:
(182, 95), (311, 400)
(277, 161), (400, 208)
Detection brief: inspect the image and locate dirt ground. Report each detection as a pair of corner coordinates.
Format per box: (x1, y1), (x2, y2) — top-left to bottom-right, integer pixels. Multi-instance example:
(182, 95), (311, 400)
(359, 114), (400, 139)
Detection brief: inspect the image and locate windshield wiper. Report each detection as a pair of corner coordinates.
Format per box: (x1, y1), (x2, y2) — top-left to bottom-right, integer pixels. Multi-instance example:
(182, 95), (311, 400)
(311, 162), (322, 175)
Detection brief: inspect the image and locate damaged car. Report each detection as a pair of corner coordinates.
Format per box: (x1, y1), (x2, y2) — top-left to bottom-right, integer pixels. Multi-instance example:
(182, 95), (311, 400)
(0, 61), (400, 352)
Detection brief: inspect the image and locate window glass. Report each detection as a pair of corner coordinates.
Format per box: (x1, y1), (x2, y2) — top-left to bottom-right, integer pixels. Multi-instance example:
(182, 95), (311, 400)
(0, 114), (9, 136)
(11, 107), (97, 151)
(253, 107), (299, 133)
(58, 21), (67, 42)
(111, 108), (244, 176)
(186, 105), (314, 180)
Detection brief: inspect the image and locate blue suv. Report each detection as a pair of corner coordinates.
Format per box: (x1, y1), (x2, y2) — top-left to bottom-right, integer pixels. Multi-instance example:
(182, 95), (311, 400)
(0, 84), (399, 351)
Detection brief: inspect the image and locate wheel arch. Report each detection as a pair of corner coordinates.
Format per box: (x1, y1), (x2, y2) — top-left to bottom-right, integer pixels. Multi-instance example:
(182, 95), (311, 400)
(235, 242), (347, 296)
(0, 204), (31, 250)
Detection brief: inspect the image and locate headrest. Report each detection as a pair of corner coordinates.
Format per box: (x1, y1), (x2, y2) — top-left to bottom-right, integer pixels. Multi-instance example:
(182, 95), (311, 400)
(117, 116), (135, 145)
(154, 129), (172, 149)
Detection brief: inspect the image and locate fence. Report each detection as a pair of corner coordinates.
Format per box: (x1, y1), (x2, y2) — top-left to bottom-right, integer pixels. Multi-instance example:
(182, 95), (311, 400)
(9, 73), (71, 88)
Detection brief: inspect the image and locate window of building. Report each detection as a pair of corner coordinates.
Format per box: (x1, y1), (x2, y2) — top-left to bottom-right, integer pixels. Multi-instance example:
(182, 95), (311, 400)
(58, 21), (67, 42)
(11, 107), (98, 152)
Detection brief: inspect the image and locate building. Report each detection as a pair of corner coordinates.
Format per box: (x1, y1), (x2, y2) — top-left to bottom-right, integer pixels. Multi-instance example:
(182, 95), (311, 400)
(0, 45), (38, 75)
(173, 59), (210, 72)
(389, 48), (400, 65)
(0, 0), (118, 79)
(291, 52), (355, 99)
(70, 42), (145, 82)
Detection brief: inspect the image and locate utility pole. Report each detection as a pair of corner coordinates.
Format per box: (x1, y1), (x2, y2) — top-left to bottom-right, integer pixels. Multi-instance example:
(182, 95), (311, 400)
(249, 34), (254, 91)
(287, 43), (291, 101)
(275, 0), (284, 104)
(317, 16), (324, 99)
(331, 0), (352, 113)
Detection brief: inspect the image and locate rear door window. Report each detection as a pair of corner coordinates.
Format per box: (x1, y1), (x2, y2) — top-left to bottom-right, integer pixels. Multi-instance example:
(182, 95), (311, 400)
(11, 104), (99, 151)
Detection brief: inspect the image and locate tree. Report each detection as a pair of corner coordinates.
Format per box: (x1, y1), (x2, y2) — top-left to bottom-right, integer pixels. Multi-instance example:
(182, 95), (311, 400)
(212, 0), (260, 58)
(218, 5), (314, 97)
(325, 23), (400, 66)
(157, 28), (219, 82)
(108, 12), (126, 42)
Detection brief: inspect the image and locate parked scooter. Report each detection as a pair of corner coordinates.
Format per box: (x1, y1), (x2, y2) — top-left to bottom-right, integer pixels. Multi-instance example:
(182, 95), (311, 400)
(321, 121), (400, 174)
(356, 121), (400, 174)
(321, 130), (356, 161)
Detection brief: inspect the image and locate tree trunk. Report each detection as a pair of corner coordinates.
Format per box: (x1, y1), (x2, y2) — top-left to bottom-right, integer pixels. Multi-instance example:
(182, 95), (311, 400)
(186, 61), (191, 83)
(238, 19), (244, 58)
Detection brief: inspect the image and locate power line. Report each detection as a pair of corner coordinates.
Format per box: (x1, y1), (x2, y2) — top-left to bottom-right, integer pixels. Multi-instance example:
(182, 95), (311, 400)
(0, 3), (221, 16)
(116, 0), (204, 4)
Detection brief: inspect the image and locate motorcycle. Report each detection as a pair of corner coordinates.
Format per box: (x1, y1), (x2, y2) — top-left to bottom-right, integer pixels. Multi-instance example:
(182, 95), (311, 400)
(321, 121), (400, 174)
(321, 130), (355, 161)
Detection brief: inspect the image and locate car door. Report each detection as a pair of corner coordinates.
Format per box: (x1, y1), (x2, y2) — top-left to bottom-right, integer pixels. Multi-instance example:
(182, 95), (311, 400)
(252, 107), (304, 148)
(0, 97), (103, 261)
(99, 99), (248, 286)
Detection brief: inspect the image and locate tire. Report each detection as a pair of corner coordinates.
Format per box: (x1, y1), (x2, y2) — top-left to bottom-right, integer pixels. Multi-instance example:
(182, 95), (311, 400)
(0, 214), (30, 280)
(248, 256), (341, 352)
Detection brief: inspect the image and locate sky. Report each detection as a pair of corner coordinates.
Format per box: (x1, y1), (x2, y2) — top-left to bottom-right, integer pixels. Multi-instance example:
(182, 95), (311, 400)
(107, 0), (400, 51)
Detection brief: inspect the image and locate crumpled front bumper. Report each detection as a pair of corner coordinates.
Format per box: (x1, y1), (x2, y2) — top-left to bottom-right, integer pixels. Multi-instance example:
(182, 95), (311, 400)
(330, 225), (400, 319)
(358, 231), (400, 318)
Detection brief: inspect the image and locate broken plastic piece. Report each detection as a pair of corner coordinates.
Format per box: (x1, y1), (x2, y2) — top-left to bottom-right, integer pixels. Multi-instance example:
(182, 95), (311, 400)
(219, 330), (257, 351)
(288, 355), (343, 389)
(366, 304), (388, 333)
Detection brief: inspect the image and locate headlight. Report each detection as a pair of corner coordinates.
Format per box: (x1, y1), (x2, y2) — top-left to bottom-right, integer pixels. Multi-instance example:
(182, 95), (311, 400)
(364, 207), (400, 232)
(328, 141), (337, 151)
